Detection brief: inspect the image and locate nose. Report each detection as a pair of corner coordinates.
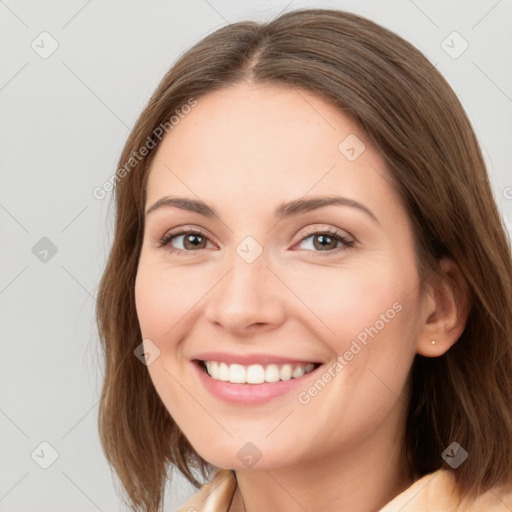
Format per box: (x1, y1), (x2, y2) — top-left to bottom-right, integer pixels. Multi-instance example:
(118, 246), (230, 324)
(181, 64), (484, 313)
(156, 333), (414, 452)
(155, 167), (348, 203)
(204, 252), (286, 337)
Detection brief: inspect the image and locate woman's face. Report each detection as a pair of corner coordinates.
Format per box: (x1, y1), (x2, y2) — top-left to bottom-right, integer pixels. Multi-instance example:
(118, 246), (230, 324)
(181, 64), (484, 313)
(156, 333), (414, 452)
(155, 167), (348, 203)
(135, 83), (427, 470)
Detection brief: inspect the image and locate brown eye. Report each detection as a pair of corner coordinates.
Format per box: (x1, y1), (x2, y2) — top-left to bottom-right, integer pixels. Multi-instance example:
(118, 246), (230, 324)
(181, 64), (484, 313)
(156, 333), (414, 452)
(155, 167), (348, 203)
(311, 233), (339, 251)
(157, 228), (214, 254)
(181, 233), (208, 250)
(296, 228), (355, 256)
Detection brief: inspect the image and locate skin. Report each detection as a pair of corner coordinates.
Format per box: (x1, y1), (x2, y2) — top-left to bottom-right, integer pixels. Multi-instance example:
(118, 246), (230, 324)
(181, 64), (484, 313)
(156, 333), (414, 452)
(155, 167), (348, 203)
(134, 82), (469, 512)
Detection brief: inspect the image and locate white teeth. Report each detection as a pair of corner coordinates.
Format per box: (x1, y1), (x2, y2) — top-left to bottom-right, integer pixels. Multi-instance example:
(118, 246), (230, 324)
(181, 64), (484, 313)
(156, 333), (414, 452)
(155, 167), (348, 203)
(280, 364), (292, 381)
(218, 362), (230, 381)
(265, 364), (280, 383)
(202, 361), (318, 384)
(246, 364), (266, 384)
(229, 364), (246, 383)
(292, 366), (305, 378)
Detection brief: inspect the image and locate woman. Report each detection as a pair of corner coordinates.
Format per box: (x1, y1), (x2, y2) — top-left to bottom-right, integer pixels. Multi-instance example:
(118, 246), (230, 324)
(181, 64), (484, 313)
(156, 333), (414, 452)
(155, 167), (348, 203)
(95, 8), (512, 512)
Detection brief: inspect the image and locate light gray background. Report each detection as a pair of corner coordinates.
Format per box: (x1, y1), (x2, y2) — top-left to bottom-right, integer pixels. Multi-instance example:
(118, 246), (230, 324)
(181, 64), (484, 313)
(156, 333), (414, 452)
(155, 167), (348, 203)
(1, 0), (511, 511)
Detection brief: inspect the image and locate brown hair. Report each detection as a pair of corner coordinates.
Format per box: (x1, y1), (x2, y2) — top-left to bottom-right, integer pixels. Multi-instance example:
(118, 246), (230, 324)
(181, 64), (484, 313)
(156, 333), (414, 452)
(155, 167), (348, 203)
(95, 8), (512, 512)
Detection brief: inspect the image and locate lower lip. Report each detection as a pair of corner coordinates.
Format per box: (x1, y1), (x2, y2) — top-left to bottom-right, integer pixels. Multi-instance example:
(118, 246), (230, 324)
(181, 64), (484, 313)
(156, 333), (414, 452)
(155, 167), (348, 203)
(192, 361), (322, 405)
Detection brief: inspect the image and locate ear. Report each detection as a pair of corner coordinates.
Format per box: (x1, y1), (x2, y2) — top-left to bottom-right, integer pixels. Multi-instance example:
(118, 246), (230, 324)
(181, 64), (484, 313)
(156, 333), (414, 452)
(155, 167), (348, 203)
(416, 257), (471, 357)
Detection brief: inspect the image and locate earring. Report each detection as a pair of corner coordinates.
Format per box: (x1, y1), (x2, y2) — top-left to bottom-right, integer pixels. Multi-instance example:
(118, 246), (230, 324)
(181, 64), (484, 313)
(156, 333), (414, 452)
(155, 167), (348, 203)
(430, 340), (437, 345)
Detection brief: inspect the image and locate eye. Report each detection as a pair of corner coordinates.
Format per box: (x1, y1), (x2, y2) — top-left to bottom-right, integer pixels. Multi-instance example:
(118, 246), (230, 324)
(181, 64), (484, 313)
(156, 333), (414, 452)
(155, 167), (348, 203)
(156, 227), (215, 255)
(294, 227), (355, 257)
(156, 225), (355, 257)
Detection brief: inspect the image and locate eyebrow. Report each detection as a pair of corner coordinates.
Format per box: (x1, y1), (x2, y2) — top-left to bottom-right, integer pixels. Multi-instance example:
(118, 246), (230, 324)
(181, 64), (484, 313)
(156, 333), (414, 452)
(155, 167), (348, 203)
(145, 195), (379, 224)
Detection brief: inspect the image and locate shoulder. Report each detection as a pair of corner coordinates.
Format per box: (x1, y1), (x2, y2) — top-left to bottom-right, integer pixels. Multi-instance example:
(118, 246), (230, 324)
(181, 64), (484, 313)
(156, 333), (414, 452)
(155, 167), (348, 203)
(177, 469), (236, 512)
(176, 467), (512, 511)
(379, 468), (512, 512)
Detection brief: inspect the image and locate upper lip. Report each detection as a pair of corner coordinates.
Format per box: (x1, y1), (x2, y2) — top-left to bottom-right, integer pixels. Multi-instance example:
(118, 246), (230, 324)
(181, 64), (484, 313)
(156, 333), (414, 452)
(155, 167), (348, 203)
(192, 352), (322, 366)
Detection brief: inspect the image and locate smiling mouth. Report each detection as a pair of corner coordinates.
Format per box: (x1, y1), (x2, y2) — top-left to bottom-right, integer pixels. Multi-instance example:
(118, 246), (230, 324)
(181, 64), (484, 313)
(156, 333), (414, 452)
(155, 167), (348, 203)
(195, 359), (322, 384)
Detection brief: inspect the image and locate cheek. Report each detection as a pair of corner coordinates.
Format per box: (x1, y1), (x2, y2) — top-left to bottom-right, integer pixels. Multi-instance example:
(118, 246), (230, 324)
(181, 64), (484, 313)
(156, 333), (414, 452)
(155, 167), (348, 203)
(285, 260), (410, 343)
(286, 257), (420, 397)
(135, 263), (201, 428)
(134, 260), (204, 341)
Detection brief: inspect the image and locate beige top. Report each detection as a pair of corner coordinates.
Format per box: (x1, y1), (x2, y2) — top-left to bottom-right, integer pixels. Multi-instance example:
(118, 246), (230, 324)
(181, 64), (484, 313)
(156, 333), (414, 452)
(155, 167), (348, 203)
(177, 468), (512, 512)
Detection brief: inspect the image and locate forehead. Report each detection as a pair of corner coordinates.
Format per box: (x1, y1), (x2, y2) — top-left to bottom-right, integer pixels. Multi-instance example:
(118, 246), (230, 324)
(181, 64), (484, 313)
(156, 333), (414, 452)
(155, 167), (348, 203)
(145, 83), (400, 220)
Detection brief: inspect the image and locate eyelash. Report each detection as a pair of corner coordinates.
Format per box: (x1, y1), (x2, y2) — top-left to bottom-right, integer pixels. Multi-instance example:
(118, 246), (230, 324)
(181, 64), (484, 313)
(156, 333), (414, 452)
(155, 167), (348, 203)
(156, 226), (355, 257)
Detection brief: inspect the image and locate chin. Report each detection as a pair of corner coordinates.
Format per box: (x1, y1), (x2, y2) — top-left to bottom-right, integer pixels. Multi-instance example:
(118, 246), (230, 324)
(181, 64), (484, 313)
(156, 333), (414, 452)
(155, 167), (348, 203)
(196, 442), (295, 472)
